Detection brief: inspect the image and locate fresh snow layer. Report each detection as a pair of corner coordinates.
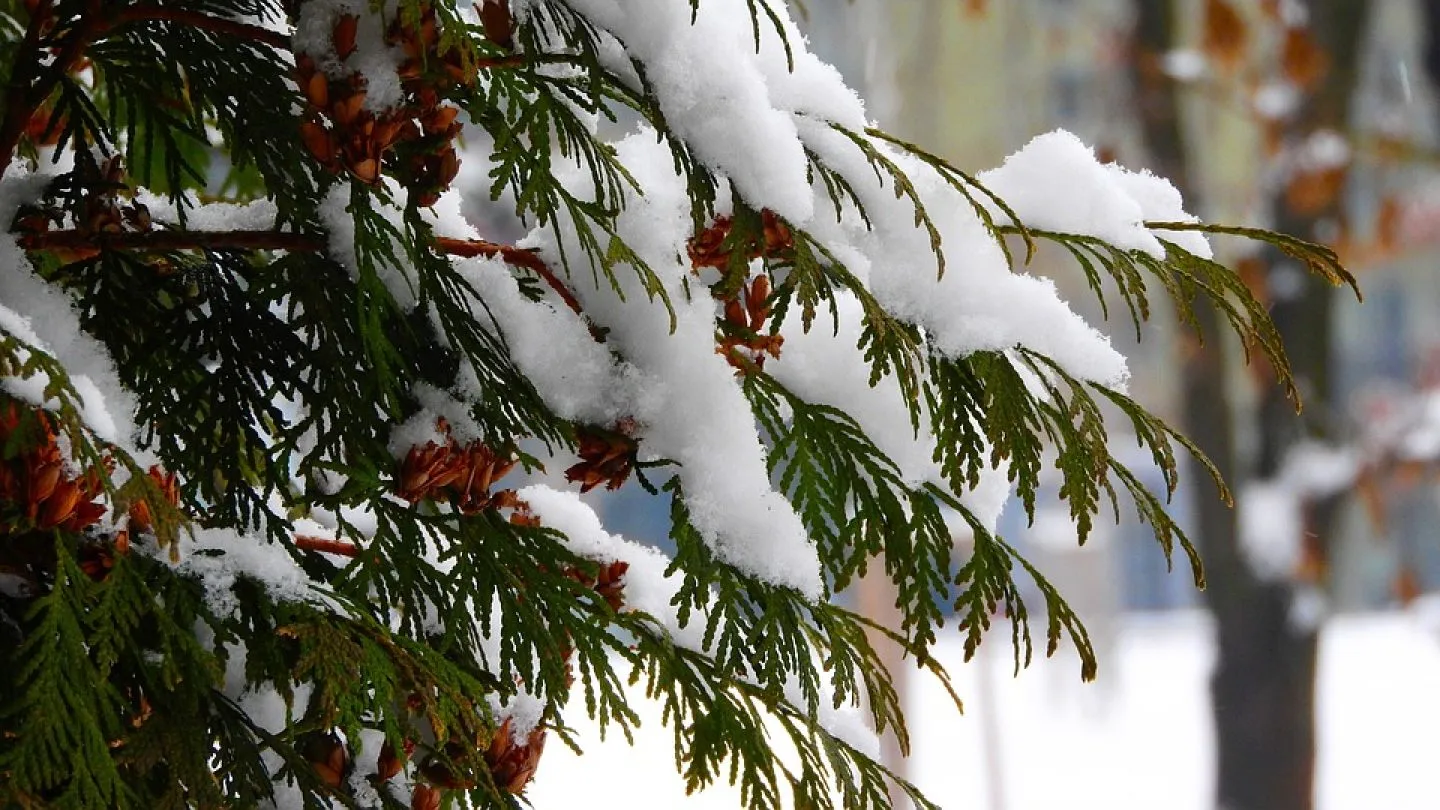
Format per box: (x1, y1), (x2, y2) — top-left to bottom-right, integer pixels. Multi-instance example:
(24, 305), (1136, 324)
(166, 527), (337, 617)
(536, 0), (867, 223)
(447, 0), (1219, 593)
(0, 169), (143, 453)
(980, 129), (1211, 260)
(508, 132), (826, 597)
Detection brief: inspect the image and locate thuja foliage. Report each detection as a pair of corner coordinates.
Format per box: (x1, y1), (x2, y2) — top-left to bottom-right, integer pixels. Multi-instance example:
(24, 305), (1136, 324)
(0, 1), (1353, 809)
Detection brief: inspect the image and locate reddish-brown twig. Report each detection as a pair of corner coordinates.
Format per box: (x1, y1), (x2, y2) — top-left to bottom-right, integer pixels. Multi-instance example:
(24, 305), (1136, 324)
(294, 535), (359, 557)
(434, 236), (583, 316)
(16, 228), (588, 318)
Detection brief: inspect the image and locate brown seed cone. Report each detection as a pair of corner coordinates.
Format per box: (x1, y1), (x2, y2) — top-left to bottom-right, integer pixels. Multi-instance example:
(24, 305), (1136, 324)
(376, 737), (414, 781)
(484, 719), (548, 794)
(332, 14), (360, 60)
(478, 0), (515, 50)
(300, 732), (349, 789)
(410, 784), (442, 810)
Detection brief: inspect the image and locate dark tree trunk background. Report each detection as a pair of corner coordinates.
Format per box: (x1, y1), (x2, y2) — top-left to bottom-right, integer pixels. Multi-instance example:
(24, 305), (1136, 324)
(1424, 1), (1440, 96)
(1128, 3), (1368, 810)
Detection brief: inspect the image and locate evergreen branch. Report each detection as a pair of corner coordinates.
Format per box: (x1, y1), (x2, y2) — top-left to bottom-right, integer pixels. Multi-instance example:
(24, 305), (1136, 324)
(1, 1), (292, 176)
(432, 236), (584, 317)
(1143, 220), (1360, 297)
(828, 123), (946, 277)
(113, 5), (290, 51)
(862, 125), (1037, 267)
(17, 228), (585, 316)
(0, 0), (102, 175)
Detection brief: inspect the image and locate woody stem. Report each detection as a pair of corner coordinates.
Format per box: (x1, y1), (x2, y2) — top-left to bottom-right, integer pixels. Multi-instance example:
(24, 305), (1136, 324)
(15, 228), (587, 317)
(293, 535), (360, 557)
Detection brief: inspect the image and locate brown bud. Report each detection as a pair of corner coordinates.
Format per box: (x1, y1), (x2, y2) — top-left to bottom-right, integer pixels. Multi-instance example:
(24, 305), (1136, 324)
(479, 0), (514, 50)
(411, 784), (442, 810)
(350, 158), (380, 185)
(333, 14), (360, 61)
(37, 480), (81, 528)
(305, 71), (330, 109)
(376, 737), (414, 781)
(27, 461), (61, 506)
(301, 121), (338, 164)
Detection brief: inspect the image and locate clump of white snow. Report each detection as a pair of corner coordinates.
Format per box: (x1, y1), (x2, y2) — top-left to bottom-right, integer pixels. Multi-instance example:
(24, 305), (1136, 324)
(0, 169), (144, 453)
(1237, 482), (1303, 582)
(166, 527), (336, 617)
(979, 130), (1166, 259)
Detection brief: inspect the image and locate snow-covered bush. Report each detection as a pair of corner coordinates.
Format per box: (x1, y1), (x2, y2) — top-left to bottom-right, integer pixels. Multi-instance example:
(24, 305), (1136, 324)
(0, 1), (1351, 808)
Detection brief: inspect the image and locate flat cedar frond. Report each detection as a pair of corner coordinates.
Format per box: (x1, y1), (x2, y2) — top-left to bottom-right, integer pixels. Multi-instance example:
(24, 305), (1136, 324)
(828, 123), (947, 277)
(1147, 220), (1357, 295)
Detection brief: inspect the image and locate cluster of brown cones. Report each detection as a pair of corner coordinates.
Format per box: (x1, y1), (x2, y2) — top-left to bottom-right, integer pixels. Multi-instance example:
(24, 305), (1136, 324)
(0, 403), (108, 536)
(295, 2), (471, 205)
(301, 712), (551, 807)
(687, 211), (791, 374)
(395, 418), (519, 513)
(687, 209), (794, 270)
(563, 425), (638, 493)
(0, 400), (181, 585)
(297, 559), (629, 804)
(717, 274), (783, 372)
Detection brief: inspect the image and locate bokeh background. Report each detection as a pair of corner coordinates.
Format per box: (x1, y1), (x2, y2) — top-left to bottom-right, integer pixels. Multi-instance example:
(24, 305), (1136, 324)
(528, 2), (1440, 808)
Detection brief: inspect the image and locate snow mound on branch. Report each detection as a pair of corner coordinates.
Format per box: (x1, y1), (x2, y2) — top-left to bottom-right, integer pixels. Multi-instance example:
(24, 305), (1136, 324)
(455, 0), (1218, 589)
(980, 130), (1167, 259)
(168, 527), (337, 617)
(451, 256), (635, 427)
(0, 169), (142, 451)
(786, 119), (1131, 390)
(497, 132), (824, 598)
(519, 483), (705, 650)
(540, 0), (867, 222)
(770, 292), (1011, 530)
(978, 129), (1212, 261)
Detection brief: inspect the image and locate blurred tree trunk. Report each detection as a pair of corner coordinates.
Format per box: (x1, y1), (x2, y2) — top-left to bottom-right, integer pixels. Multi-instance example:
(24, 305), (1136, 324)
(1423, 1), (1440, 109)
(1129, 3), (1366, 810)
(1242, 5), (1368, 806)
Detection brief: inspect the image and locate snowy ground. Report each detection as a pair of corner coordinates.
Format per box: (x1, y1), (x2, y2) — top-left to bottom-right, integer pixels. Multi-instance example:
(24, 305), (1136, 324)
(526, 610), (1440, 809)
